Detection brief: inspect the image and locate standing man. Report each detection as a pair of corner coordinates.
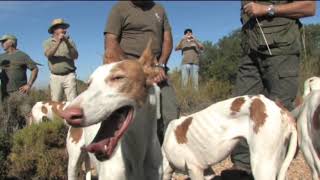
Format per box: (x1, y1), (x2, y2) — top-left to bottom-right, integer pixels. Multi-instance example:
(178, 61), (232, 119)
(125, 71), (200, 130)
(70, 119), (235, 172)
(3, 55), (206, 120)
(223, 1), (316, 180)
(104, 0), (179, 144)
(175, 28), (204, 91)
(0, 34), (38, 133)
(43, 18), (78, 102)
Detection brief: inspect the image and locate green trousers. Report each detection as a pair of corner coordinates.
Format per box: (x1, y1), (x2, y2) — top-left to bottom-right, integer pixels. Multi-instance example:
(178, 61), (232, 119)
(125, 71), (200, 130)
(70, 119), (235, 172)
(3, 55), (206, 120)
(231, 51), (300, 170)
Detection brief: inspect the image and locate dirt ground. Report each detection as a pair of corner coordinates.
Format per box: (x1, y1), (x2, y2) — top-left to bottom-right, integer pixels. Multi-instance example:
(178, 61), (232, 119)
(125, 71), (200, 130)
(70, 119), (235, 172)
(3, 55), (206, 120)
(173, 151), (311, 180)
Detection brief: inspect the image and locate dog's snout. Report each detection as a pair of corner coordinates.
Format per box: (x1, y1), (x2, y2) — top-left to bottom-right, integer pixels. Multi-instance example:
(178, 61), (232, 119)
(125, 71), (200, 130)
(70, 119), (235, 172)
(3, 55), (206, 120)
(61, 107), (84, 126)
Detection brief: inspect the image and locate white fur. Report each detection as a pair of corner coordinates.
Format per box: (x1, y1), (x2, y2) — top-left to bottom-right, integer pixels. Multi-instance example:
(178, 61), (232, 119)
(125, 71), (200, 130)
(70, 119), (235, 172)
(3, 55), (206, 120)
(294, 76), (320, 180)
(65, 62), (162, 180)
(162, 95), (297, 180)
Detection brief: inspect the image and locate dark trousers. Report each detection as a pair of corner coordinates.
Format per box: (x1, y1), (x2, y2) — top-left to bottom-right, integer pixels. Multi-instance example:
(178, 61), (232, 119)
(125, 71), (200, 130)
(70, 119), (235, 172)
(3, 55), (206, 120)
(231, 51), (300, 170)
(157, 80), (180, 145)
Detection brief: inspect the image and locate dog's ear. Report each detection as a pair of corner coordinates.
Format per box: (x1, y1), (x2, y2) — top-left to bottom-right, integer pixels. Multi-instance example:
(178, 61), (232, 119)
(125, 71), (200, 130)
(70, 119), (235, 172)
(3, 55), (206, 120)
(138, 39), (159, 86)
(138, 39), (156, 67)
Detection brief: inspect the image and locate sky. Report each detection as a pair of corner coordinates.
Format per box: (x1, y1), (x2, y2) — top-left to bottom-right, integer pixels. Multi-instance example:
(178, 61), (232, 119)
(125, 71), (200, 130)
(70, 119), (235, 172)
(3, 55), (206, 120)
(0, 1), (319, 88)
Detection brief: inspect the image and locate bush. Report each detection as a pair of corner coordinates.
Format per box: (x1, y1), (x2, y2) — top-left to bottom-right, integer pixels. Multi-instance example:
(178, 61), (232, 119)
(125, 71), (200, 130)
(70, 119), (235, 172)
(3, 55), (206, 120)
(170, 69), (232, 114)
(8, 120), (68, 179)
(0, 131), (12, 179)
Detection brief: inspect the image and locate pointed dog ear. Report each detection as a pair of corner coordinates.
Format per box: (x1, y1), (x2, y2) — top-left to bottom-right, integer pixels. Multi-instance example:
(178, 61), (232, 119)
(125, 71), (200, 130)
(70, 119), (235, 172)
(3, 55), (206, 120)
(138, 39), (156, 67)
(138, 38), (159, 86)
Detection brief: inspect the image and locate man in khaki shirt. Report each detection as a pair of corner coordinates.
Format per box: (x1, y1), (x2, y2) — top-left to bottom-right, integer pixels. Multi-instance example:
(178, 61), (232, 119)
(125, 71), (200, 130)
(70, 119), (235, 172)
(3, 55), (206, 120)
(104, 1), (179, 145)
(175, 28), (204, 91)
(43, 18), (78, 102)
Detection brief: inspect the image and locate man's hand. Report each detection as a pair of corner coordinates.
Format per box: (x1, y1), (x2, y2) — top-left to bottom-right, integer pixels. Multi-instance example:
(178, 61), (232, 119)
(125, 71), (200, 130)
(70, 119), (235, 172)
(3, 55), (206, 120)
(244, 2), (268, 17)
(19, 84), (31, 94)
(153, 67), (167, 84)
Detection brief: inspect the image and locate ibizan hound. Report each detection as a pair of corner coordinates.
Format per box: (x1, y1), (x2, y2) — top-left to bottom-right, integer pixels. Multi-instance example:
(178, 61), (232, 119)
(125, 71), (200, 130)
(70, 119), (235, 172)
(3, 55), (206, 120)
(59, 41), (162, 180)
(162, 95), (297, 180)
(293, 76), (320, 180)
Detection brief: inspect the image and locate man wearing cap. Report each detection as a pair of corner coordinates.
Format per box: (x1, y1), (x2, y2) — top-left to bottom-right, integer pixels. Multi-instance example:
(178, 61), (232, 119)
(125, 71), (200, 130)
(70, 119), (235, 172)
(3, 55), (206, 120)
(43, 18), (78, 102)
(175, 28), (204, 91)
(104, 1), (180, 145)
(0, 34), (39, 133)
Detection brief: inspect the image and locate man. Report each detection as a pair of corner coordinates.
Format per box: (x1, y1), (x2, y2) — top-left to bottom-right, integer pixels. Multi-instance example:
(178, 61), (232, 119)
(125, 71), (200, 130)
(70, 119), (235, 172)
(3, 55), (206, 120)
(0, 34), (38, 133)
(223, 1), (316, 180)
(43, 18), (78, 102)
(104, 1), (179, 145)
(175, 28), (204, 90)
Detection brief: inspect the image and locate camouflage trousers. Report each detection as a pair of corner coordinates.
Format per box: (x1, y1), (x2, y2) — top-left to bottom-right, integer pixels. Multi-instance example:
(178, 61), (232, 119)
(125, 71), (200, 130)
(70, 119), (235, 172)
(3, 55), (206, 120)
(0, 91), (33, 134)
(231, 52), (300, 170)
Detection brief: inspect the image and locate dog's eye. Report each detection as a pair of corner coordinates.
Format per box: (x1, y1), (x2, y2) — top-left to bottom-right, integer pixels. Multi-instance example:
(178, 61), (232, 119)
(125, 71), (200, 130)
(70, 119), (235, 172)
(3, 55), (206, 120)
(111, 75), (125, 81)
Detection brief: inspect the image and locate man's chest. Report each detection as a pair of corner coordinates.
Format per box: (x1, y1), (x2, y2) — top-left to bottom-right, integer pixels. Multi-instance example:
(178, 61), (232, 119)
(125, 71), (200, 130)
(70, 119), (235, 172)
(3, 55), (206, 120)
(123, 8), (164, 31)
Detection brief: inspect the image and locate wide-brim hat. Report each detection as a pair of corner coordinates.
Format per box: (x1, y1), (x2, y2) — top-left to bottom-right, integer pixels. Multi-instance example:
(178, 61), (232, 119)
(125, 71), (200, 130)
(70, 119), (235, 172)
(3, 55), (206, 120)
(0, 34), (17, 42)
(48, 18), (70, 34)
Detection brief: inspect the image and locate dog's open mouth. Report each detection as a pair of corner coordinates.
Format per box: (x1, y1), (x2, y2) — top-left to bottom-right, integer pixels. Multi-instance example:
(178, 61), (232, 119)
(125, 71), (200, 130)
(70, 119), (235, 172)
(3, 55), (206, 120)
(81, 106), (134, 160)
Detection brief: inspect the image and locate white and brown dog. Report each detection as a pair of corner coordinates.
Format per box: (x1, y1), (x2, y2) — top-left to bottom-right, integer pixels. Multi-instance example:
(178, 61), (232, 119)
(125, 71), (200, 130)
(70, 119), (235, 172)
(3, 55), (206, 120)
(162, 95), (297, 180)
(59, 41), (162, 180)
(293, 76), (320, 180)
(28, 101), (69, 125)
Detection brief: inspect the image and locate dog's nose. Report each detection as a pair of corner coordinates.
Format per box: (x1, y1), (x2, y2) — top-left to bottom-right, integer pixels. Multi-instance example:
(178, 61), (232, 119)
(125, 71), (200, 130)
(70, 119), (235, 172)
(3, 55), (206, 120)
(60, 107), (84, 126)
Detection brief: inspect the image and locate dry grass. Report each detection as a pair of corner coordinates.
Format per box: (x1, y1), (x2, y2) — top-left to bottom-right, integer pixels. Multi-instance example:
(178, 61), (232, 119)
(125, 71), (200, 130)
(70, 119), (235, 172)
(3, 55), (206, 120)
(173, 152), (311, 180)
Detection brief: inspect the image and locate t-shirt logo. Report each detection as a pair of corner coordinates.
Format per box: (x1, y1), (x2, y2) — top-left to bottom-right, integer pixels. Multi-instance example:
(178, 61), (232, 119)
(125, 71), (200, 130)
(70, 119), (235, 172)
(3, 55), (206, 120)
(155, 12), (161, 22)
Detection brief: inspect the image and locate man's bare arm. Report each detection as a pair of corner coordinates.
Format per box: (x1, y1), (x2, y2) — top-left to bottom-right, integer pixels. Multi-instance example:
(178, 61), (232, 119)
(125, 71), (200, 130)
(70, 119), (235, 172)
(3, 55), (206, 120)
(175, 39), (184, 51)
(28, 67), (38, 87)
(104, 33), (127, 64)
(244, 1), (316, 19)
(158, 30), (173, 65)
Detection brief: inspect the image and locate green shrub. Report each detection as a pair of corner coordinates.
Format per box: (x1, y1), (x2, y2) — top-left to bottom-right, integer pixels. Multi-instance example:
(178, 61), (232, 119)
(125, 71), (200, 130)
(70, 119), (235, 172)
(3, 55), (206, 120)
(8, 120), (68, 179)
(0, 131), (12, 179)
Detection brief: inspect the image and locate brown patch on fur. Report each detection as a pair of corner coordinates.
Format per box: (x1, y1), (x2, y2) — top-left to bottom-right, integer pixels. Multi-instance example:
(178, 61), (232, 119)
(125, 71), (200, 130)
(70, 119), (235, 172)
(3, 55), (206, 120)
(313, 104), (320, 130)
(249, 98), (267, 133)
(175, 117), (193, 144)
(50, 101), (65, 118)
(69, 127), (83, 144)
(41, 106), (48, 114)
(106, 60), (148, 106)
(230, 97), (245, 115)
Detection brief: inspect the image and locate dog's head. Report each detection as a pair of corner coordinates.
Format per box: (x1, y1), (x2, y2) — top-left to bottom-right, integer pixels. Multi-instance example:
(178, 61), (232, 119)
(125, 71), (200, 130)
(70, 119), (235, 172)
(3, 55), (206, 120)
(304, 76), (320, 97)
(60, 40), (160, 160)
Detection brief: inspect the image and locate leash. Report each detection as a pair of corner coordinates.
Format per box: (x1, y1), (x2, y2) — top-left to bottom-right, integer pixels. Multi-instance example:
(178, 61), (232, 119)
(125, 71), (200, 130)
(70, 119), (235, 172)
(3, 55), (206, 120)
(255, 18), (272, 55)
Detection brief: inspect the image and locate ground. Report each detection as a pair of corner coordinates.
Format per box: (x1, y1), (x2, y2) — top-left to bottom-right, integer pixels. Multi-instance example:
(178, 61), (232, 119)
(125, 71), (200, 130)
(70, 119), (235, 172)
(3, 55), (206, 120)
(173, 151), (311, 180)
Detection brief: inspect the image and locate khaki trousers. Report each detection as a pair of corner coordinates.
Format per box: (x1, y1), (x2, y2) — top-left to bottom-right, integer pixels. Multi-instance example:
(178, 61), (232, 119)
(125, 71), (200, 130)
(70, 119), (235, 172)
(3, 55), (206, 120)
(50, 72), (77, 102)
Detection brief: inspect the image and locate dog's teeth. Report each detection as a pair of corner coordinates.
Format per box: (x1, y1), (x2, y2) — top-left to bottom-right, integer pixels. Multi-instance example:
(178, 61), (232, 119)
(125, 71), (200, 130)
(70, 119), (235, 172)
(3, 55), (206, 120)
(104, 145), (107, 151)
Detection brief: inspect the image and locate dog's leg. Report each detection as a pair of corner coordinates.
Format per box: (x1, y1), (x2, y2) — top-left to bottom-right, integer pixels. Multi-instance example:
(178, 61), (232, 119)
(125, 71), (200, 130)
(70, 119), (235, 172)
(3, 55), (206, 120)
(162, 148), (174, 180)
(67, 127), (86, 180)
(187, 164), (203, 180)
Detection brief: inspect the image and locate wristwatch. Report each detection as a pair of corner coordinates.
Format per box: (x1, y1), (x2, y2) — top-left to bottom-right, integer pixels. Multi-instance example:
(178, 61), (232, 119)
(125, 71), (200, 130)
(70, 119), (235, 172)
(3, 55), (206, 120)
(267, 4), (275, 17)
(155, 63), (166, 69)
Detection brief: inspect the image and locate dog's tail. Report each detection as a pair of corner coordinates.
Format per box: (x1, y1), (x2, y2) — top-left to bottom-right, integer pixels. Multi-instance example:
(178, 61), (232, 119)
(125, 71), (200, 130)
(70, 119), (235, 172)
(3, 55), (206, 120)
(277, 113), (298, 180)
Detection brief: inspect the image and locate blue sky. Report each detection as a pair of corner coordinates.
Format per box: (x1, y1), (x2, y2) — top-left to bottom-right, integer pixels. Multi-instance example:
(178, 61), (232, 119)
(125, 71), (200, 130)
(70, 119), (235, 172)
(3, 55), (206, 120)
(0, 1), (319, 88)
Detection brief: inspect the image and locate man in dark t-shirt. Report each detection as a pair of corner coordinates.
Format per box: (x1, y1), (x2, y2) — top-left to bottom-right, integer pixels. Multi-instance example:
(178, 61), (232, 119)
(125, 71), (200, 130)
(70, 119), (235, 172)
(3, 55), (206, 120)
(104, 1), (179, 145)
(0, 34), (38, 133)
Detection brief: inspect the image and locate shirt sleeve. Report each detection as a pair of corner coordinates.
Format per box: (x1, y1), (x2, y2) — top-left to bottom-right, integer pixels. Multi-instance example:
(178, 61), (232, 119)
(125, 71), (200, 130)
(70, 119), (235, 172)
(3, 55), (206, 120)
(24, 54), (37, 70)
(163, 9), (171, 32)
(43, 39), (52, 53)
(68, 38), (78, 51)
(104, 4), (123, 37)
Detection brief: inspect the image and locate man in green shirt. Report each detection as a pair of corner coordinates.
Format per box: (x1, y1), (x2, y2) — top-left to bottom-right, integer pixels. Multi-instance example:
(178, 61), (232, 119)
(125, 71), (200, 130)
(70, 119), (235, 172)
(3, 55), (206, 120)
(0, 34), (38, 133)
(104, 1), (180, 145)
(175, 28), (204, 91)
(222, 1), (316, 180)
(43, 18), (78, 102)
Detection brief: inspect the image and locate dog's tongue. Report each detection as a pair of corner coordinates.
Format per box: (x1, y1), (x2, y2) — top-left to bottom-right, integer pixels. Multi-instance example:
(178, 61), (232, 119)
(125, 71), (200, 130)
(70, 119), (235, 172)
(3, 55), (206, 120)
(82, 137), (118, 158)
